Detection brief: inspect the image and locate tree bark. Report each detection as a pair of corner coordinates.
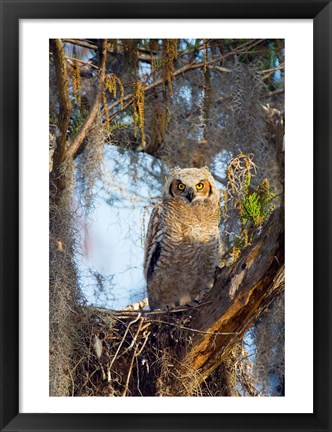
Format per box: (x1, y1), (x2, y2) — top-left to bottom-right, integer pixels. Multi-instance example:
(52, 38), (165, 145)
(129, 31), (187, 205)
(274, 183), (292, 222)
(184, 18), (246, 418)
(49, 39), (71, 197)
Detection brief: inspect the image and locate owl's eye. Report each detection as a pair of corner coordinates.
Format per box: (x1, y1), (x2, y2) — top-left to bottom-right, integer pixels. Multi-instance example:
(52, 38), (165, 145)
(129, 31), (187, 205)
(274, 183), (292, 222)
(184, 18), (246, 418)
(196, 183), (204, 190)
(177, 183), (186, 191)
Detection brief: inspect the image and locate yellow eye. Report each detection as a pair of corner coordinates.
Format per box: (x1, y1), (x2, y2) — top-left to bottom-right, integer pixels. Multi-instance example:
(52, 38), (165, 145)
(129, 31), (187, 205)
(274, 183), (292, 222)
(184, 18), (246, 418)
(177, 183), (186, 191)
(196, 183), (204, 190)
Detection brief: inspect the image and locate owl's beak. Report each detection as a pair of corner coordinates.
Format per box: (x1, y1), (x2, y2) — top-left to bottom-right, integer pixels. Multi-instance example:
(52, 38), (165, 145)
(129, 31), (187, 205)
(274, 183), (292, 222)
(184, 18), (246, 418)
(185, 187), (195, 202)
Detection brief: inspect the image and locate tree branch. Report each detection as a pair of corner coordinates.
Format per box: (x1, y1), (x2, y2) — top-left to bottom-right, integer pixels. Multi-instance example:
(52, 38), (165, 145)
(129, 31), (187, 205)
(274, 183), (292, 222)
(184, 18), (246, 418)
(65, 39), (108, 160)
(62, 38), (155, 63)
(101, 39), (267, 120)
(267, 88), (285, 98)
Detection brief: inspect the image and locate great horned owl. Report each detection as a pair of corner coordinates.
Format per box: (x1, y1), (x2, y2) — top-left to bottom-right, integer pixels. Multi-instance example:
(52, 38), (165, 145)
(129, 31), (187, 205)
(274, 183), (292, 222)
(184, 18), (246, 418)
(144, 167), (220, 310)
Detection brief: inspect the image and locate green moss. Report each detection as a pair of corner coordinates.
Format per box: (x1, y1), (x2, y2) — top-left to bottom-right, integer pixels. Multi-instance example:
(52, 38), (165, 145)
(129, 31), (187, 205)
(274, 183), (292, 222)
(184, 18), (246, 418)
(242, 178), (276, 227)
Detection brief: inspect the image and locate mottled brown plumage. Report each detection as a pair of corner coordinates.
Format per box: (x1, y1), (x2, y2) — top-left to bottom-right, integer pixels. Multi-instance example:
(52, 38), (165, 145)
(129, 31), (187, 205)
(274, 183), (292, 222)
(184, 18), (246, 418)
(144, 167), (221, 310)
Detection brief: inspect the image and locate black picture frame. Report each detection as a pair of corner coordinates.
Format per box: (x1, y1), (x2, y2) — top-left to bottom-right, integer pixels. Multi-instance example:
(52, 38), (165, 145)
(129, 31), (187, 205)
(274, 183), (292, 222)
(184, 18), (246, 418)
(1, 1), (331, 431)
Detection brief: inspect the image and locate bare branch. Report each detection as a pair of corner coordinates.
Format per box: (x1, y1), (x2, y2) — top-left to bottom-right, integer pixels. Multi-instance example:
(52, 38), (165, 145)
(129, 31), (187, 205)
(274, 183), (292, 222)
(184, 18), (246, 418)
(62, 38), (154, 63)
(124, 298), (149, 311)
(262, 62), (285, 80)
(267, 88), (285, 98)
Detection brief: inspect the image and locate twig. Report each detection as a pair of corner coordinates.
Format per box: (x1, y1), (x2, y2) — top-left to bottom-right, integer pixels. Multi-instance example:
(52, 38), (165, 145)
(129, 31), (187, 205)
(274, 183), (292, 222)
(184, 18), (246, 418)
(124, 298), (149, 311)
(107, 312), (141, 381)
(150, 319), (239, 336)
(262, 62), (285, 80)
(122, 318), (144, 396)
(125, 317), (145, 351)
(65, 55), (98, 69)
(267, 88), (285, 98)
(135, 331), (151, 357)
(122, 347), (137, 397)
(135, 357), (143, 397)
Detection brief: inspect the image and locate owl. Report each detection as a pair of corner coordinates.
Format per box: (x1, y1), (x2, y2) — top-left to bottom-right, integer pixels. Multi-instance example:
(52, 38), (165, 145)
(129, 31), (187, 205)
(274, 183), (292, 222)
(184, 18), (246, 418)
(144, 167), (221, 310)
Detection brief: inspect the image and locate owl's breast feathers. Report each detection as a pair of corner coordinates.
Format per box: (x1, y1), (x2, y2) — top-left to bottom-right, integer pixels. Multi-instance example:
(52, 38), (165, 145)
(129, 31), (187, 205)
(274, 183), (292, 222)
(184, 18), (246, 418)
(164, 198), (220, 240)
(144, 198), (220, 282)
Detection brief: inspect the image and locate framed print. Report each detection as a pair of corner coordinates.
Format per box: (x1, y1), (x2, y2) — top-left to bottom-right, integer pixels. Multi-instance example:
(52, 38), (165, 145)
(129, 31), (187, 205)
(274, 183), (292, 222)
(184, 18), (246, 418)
(1, 0), (331, 431)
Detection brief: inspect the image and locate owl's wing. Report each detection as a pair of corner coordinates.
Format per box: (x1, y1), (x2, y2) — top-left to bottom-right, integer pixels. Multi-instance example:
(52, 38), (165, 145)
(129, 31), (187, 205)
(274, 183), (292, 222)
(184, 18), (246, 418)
(144, 202), (164, 281)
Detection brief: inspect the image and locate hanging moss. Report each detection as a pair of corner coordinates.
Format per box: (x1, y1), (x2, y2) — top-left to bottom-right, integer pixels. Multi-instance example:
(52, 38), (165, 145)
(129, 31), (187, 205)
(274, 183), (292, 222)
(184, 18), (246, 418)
(132, 80), (145, 148)
(162, 39), (177, 95)
(105, 73), (124, 108)
(102, 91), (109, 130)
(70, 59), (81, 106)
(149, 100), (171, 153)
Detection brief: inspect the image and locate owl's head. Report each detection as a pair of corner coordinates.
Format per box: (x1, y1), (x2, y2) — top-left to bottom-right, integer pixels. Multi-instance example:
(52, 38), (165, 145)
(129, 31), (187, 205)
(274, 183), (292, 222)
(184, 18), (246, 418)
(163, 166), (218, 204)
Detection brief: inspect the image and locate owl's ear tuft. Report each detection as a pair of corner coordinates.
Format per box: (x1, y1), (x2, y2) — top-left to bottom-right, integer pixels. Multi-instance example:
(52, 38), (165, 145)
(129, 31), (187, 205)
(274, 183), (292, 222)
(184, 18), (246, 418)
(169, 167), (181, 176)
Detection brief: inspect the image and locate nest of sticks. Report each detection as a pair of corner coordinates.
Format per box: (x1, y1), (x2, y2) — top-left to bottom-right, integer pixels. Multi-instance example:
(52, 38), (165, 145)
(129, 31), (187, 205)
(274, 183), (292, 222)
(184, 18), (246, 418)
(72, 304), (207, 397)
